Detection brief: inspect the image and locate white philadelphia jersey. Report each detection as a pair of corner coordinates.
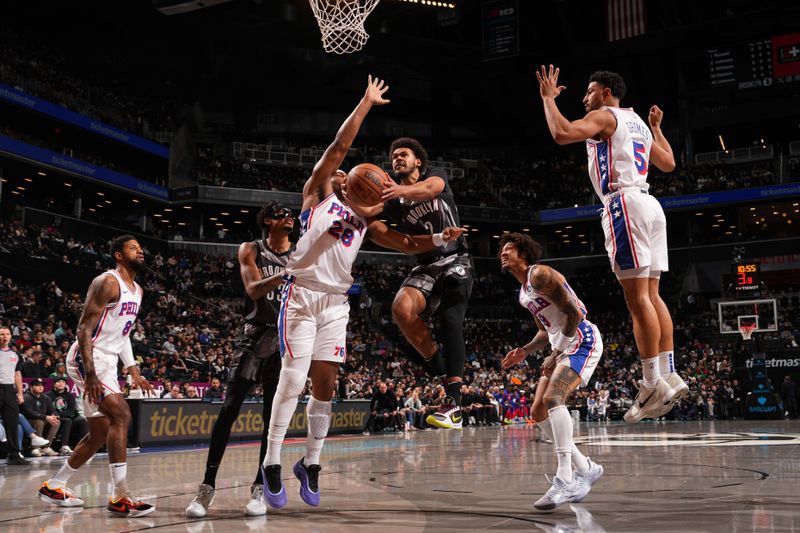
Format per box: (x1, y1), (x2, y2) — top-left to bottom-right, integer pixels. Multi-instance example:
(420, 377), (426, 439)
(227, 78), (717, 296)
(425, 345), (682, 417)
(586, 106), (653, 202)
(518, 266), (588, 343)
(90, 270), (141, 355)
(286, 193), (368, 293)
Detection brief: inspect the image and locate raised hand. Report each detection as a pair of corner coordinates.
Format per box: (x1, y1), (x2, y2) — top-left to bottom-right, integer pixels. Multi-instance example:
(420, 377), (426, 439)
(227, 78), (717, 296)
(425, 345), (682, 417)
(648, 105), (664, 128)
(364, 75), (390, 106)
(535, 64), (566, 100)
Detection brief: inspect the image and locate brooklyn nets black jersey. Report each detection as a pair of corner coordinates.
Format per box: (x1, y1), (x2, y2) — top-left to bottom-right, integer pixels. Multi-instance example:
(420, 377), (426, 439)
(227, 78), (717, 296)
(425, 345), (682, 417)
(383, 166), (469, 264)
(242, 240), (293, 327)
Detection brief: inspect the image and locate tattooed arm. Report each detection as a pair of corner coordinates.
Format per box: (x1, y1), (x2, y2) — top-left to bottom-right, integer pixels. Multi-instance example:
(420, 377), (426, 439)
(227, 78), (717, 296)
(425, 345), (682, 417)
(529, 265), (582, 351)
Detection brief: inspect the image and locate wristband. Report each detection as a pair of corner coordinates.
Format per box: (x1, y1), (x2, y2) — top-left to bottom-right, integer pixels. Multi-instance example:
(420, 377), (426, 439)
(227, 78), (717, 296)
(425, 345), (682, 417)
(552, 332), (576, 352)
(432, 233), (446, 247)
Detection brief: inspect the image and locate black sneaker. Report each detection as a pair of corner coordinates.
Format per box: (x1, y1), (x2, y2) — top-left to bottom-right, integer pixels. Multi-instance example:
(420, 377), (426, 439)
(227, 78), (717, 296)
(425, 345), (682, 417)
(422, 351), (446, 378)
(425, 397), (463, 429)
(8, 453), (31, 465)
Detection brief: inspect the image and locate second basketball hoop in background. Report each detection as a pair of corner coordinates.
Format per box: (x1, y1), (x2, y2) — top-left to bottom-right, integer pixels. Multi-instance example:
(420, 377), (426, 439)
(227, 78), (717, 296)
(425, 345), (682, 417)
(309, 0), (380, 54)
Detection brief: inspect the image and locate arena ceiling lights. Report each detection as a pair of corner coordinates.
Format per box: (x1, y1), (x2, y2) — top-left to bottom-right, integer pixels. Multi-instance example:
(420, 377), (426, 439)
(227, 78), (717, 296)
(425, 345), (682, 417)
(397, 0), (456, 8)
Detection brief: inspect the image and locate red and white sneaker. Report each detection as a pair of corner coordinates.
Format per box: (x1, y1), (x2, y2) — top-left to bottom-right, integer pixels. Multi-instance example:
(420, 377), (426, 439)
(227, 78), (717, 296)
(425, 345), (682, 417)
(38, 481), (85, 507)
(107, 495), (155, 517)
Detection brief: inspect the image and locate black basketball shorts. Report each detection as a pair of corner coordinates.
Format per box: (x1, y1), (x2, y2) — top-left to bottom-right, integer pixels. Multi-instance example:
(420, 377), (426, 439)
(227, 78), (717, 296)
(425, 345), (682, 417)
(401, 253), (474, 314)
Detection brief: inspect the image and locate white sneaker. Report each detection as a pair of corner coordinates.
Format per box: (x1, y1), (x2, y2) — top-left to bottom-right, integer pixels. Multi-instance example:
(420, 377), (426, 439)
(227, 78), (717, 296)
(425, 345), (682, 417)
(653, 373), (690, 417)
(41, 447), (59, 457)
(30, 435), (49, 447)
(185, 484), (215, 518)
(533, 476), (584, 511)
(60, 445), (74, 456)
(31, 448), (42, 457)
(245, 484), (267, 516)
(624, 379), (676, 423)
(577, 458), (604, 487)
(573, 458), (603, 503)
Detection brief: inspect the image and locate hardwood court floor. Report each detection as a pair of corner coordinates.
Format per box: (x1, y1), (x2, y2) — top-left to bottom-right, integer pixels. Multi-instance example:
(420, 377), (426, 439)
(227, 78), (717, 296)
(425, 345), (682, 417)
(1, 420), (799, 532)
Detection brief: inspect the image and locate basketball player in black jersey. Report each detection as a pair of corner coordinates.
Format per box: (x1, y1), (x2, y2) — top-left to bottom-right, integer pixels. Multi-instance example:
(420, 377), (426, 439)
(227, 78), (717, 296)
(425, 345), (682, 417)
(380, 138), (474, 429)
(186, 201), (294, 517)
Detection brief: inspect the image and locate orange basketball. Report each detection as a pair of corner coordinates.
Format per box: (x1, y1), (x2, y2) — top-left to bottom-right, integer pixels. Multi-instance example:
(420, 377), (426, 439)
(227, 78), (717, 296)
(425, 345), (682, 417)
(347, 163), (387, 207)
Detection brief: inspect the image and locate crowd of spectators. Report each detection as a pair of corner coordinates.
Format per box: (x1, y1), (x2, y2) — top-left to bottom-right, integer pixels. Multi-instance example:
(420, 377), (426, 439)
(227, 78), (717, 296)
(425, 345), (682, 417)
(0, 28), (179, 140)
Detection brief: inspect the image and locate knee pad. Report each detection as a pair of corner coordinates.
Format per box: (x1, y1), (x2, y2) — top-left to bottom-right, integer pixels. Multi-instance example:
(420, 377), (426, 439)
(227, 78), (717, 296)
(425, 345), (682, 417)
(306, 397), (332, 440)
(276, 367), (307, 398)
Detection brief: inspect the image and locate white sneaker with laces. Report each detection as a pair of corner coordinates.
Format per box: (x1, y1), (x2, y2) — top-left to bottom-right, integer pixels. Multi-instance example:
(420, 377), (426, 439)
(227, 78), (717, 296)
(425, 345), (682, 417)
(577, 458), (604, 487)
(573, 458), (603, 503)
(60, 445), (73, 455)
(30, 435), (49, 447)
(533, 476), (584, 511)
(185, 484), (215, 518)
(624, 378), (675, 423)
(245, 484), (267, 516)
(653, 373), (690, 417)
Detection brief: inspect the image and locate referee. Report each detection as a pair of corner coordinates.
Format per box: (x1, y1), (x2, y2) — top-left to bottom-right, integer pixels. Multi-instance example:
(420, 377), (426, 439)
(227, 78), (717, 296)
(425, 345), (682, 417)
(0, 325), (30, 465)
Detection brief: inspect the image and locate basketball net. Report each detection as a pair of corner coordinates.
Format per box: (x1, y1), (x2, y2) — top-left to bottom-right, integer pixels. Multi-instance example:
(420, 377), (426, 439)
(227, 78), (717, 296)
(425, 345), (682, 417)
(309, 0), (380, 55)
(739, 324), (756, 341)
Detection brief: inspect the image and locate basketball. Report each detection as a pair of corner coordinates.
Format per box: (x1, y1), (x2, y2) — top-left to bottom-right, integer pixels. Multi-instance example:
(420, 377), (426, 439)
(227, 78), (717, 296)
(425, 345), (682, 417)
(346, 163), (387, 206)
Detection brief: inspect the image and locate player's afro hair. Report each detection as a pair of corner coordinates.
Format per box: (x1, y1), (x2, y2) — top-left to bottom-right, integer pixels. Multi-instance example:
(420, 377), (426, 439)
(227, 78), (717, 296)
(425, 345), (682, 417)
(389, 137), (429, 173)
(498, 233), (543, 266)
(589, 70), (626, 100)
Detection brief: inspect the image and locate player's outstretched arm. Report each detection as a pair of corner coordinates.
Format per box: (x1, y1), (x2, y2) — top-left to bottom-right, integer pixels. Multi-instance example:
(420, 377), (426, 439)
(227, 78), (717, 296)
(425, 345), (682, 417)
(535, 64), (614, 145)
(648, 105), (676, 172)
(366, 220), (464, 255)
(76, 274), (118, 405)
(303, 76), (390, 205)
(238, 242), (284, 301)
(529, 265), (582, 351)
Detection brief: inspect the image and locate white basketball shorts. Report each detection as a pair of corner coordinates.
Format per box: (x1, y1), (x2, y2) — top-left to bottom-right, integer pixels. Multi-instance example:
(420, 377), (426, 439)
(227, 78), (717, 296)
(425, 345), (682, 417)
(278, 281), (350, 364)
(66, 341), (122, 418)
(600, 190), (668, 279)
(556, 320), (603, 387)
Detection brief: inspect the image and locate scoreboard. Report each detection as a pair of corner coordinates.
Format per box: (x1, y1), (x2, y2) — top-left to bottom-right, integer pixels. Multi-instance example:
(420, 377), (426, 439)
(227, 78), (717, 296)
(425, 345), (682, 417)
(732, 262), (761, 298)
(708, 32), (800, 89)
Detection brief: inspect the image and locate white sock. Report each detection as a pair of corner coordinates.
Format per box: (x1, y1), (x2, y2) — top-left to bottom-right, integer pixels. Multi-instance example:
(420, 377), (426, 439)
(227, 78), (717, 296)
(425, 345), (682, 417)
(659, 350), (675, 375)
(537, 417), (589, 474)
(264, 367), (307, 467)
(305, 396), (332, 466)
(49, 460), (78, 489)
(109, 463), (128, 500)
(547, 406), (574, 483)
(641, 356), (661, 388)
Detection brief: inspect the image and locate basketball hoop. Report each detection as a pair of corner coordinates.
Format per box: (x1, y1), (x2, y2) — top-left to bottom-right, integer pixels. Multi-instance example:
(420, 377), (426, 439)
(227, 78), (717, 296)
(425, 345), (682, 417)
(309, 0), (380, 55)
(739, 324), (757, 341)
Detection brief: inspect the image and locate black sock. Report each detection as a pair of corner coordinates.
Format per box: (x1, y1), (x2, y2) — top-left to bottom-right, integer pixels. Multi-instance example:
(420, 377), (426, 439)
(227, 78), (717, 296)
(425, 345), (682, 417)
(446, 381), (462, 406)
(203, 463), (219, 488)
